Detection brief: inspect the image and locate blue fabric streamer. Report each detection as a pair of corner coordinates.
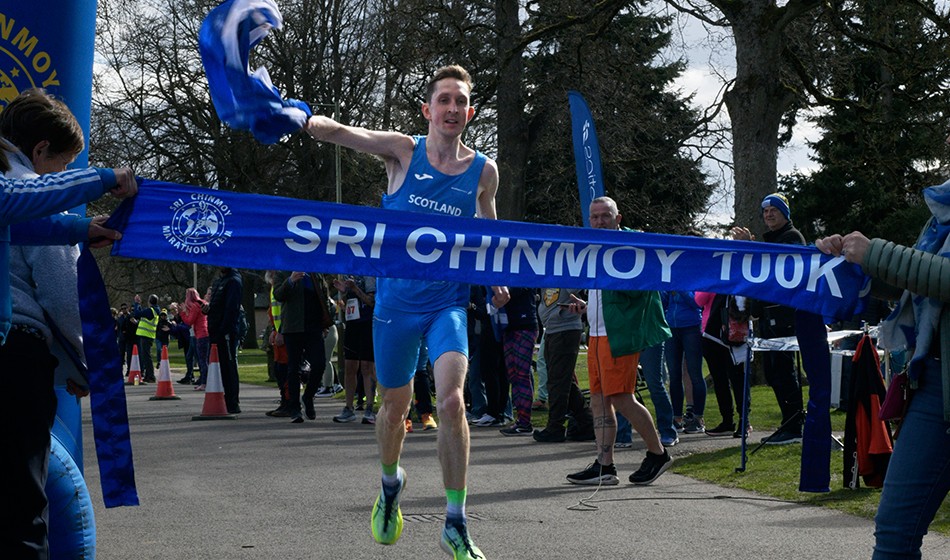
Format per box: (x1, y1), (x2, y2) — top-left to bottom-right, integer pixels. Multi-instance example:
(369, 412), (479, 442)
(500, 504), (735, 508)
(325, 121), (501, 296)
(795, 310), (832, 493)
(78, 248), (139, 507)
(568, 91), (605, 228)
(880, 181), (950, 382)
(199, 0), (311, 144)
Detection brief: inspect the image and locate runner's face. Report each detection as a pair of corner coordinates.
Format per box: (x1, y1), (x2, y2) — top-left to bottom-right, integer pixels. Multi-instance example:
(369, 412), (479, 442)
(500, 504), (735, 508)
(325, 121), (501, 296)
(423, 79), (474, 135)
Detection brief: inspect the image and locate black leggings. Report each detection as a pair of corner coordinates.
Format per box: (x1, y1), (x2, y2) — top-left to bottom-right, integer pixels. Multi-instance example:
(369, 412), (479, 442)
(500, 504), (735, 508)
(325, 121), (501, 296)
(702, 337), (748, 425)
(2, 331), (57, 558)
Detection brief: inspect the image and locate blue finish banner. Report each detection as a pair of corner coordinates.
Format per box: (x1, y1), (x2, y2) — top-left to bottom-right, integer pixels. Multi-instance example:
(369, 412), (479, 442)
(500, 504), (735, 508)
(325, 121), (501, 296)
(109, 180), (870, 319)
(795, 310), (833, 492)
(568, 91), (605, 227)
(78, 249), (139, 507)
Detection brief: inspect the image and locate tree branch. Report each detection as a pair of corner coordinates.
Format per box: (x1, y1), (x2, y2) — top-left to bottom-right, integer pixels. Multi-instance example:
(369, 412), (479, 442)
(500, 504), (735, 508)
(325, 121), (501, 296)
(663, 0), (730, 26)
(899, 0), (950, 35)
(774, 0), (823, 31)
(511, 0), (630, 57)
(781, 44), (848, 108)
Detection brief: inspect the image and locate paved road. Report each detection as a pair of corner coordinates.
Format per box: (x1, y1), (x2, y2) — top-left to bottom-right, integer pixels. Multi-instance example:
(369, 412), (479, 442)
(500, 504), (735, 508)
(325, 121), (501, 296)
(81, 382), (950, 559)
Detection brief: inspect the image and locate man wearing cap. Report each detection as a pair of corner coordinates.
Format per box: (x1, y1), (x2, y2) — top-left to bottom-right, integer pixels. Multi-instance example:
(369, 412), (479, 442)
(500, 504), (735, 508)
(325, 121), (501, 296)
(732, 193), (807, 445)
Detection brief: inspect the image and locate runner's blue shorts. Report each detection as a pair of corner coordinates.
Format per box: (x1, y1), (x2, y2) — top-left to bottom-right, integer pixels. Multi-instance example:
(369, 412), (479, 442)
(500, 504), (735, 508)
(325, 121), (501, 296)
(372, 304), (468, 389)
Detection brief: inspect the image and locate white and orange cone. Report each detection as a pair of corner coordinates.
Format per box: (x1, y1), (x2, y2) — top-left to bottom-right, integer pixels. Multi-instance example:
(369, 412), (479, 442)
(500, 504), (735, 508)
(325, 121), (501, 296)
(149, 345), (181, 401)
(192, 344), (235, 420)
(126, 345), (142, 386)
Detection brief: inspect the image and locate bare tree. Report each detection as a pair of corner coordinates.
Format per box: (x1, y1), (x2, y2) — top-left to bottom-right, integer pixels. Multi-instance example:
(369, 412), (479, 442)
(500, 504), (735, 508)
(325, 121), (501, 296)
(660, 0), (821, 231)
(662, 0), (950, 232)
(91, 0), (391, 305)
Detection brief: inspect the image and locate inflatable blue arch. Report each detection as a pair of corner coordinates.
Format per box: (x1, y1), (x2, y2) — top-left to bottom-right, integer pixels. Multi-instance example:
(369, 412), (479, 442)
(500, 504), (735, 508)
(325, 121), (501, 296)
(47, 388), (95, 559)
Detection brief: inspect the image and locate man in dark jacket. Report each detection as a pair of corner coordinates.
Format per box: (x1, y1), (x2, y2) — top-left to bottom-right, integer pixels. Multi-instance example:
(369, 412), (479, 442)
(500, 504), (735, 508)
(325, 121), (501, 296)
(273, 271), (332, 423)
(732, 193), (807, 444)
(116, 303), (137, 375)
(206, 267), (243, 413)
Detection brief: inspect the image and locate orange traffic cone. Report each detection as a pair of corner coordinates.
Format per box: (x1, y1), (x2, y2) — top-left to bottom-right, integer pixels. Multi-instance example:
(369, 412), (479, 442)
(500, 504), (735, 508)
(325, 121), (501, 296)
(126, 345), (142, 386)
(150, 346), (182, 401)
(192, 344), (236, 420)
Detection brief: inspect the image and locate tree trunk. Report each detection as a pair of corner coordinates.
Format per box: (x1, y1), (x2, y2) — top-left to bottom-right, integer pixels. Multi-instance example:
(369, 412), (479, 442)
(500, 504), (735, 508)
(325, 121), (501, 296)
(493, 0), (528, 221)
(724, 5), (797, 232)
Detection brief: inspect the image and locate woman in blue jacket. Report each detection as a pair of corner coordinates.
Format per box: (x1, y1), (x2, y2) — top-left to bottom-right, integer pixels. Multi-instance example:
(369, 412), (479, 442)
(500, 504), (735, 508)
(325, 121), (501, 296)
(663, 291), (707, 434)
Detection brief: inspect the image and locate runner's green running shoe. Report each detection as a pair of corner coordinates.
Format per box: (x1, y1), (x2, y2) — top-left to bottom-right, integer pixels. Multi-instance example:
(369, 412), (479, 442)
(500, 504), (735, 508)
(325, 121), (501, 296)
(371, 467), (406, 545)
(440, 521), (485, 559)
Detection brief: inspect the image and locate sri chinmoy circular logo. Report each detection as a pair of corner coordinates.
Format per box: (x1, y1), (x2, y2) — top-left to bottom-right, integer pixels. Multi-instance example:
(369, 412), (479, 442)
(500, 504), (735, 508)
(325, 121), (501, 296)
(0, 44), (46, 111)
(163, 194), (233, 255)
(0, 13), (64, 112)
(0, 48), (31, 109)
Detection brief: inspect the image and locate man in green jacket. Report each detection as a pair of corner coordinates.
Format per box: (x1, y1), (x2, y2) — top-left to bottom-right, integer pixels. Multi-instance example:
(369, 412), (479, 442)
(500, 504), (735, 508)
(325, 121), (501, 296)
(566, 197), (673, 486)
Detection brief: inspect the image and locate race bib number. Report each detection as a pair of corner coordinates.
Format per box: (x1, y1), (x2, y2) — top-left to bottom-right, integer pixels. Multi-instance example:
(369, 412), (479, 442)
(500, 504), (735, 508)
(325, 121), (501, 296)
(345, 298), (361, 321)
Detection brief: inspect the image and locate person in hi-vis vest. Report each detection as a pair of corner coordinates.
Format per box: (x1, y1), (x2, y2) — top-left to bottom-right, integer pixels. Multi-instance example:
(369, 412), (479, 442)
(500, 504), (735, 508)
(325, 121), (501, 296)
(264, 270), (290, 415)
(133, 294), (160, 382)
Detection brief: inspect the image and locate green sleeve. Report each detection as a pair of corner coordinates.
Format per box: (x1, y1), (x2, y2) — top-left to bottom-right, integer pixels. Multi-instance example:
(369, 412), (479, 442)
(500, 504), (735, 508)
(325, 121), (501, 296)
(863, 238), (950, 303)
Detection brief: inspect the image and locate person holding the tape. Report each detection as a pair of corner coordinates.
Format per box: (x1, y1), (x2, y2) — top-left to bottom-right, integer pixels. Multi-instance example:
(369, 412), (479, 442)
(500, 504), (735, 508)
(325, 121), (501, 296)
(817, 178), (950, 559)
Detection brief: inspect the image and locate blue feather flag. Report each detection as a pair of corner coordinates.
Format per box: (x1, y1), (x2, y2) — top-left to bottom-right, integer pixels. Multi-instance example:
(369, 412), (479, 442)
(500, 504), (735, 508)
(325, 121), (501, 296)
(199, 0), (311, 144)
(568, 91), (605, 227)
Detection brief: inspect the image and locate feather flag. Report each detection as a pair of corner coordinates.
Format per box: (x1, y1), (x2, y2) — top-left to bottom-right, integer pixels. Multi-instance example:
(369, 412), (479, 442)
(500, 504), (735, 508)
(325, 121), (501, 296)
(568, 91), (605, 227)
(199, 0), (311, 144)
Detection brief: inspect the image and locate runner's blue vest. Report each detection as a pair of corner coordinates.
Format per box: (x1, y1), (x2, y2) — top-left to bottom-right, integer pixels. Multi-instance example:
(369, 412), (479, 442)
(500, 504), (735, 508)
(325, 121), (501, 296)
(377, 136), (486, 312)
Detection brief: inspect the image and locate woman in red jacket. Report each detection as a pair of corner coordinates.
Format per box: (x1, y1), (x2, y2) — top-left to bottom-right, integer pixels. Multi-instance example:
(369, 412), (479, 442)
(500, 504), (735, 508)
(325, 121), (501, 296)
(181, 287), (210, 390)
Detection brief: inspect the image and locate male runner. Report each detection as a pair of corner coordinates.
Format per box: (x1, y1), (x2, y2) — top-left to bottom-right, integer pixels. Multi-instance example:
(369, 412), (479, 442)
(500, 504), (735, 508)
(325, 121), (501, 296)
(305, 65), (508, 560)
